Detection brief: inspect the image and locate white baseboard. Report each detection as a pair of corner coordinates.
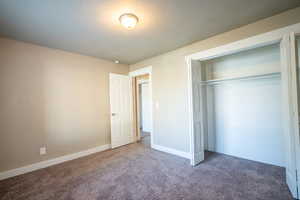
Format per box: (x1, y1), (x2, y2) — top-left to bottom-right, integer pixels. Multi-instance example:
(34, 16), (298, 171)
(0, 143), (190, 181)
(0, 144), (111, 181)
(152, 144), (191, 159)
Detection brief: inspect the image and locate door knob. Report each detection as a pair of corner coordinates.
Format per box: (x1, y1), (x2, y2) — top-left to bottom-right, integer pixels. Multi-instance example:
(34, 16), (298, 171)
(112, 113), (117, 116)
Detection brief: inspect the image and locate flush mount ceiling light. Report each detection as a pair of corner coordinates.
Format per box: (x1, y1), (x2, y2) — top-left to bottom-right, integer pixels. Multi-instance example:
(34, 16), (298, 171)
(119, 13), (139, 29)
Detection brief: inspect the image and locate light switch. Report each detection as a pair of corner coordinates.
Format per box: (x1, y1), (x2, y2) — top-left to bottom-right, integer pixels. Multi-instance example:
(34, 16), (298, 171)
(40, 147), (47, 155)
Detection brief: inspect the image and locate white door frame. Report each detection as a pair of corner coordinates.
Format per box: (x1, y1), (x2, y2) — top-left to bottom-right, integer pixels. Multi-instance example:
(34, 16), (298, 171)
(129, 66), (154, 148)
(137, 79), (149, 85)
(291, 31), (300, 197)
(186, 23), (300, 198)
(186, 22), (300, 165)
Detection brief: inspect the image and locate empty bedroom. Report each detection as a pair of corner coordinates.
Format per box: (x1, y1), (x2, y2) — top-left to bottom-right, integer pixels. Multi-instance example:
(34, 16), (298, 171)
(0, 1), (300, 200)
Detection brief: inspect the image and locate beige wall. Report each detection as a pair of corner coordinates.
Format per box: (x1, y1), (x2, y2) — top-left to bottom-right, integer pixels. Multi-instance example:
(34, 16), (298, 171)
(0, 38), (129, 172)
(130, 7), (300, 153)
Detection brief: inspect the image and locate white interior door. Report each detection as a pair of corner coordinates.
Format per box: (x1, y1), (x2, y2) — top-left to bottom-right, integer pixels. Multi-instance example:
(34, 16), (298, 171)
(280, 35), (299, 199)
(190, 60), (206, 166)
(141, 83), (151, 132)
(109, 73), (133, 148)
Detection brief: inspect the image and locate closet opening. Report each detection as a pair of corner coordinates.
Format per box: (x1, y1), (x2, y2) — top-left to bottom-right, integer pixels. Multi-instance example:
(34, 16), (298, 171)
(187, 33), (300, 198)
(200, 43), (284, 167)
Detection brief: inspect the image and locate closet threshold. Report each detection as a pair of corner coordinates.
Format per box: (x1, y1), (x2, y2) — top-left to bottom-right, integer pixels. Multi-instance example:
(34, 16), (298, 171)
(201, 72), (281, 85)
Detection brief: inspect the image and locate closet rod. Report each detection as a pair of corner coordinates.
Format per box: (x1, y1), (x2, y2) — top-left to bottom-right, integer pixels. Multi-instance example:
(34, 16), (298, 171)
(200, 72), (281, 85)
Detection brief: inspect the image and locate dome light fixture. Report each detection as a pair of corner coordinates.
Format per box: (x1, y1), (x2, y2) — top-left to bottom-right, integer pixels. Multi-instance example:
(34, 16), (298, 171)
(119, 13), (139, 29)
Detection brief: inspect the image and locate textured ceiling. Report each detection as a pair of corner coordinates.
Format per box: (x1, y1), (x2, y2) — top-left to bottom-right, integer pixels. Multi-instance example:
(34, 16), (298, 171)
(0, 0), (300, 64)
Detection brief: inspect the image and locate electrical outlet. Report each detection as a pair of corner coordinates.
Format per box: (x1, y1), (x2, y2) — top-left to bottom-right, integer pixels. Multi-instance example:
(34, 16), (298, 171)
(40, 147), (46, 155)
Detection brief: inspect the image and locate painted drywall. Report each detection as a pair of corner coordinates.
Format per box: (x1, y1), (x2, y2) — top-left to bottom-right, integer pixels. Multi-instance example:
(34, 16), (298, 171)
(0, 37), (129, 172)
(212, 78), (283, 166)
(130, 7), (300, 153)
(204, 44), (281, 79)
(203, 44), (284, 167)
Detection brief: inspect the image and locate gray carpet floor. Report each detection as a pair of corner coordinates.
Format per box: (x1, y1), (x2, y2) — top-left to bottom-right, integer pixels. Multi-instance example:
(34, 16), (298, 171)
(140, 131), (151, 147)
(0, 137), (293, 200)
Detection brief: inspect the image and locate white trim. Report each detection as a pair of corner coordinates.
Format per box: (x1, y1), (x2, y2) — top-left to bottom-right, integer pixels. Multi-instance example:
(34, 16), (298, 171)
(129, 66), (154, 148)
(0, 144), (111, 181)
(129, 66), (152, 77)
(187, 22), (300, 62)
(186, 58), (195, 165)
(289, 32), (300, 199)
(152, 144), (191, 159)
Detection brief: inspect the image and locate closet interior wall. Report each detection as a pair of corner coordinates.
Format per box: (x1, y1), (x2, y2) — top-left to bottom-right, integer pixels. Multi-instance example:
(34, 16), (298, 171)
(200, 44), (285, 167)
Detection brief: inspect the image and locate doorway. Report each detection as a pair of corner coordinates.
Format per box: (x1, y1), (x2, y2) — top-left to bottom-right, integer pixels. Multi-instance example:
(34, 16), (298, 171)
(129, 66), (153, 148)
(109, 66), (153, 149)
(137, 75), (151, 146)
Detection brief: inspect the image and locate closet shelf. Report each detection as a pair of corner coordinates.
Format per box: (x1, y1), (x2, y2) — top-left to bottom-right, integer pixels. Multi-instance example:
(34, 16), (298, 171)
(201, 72), (281, 85)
